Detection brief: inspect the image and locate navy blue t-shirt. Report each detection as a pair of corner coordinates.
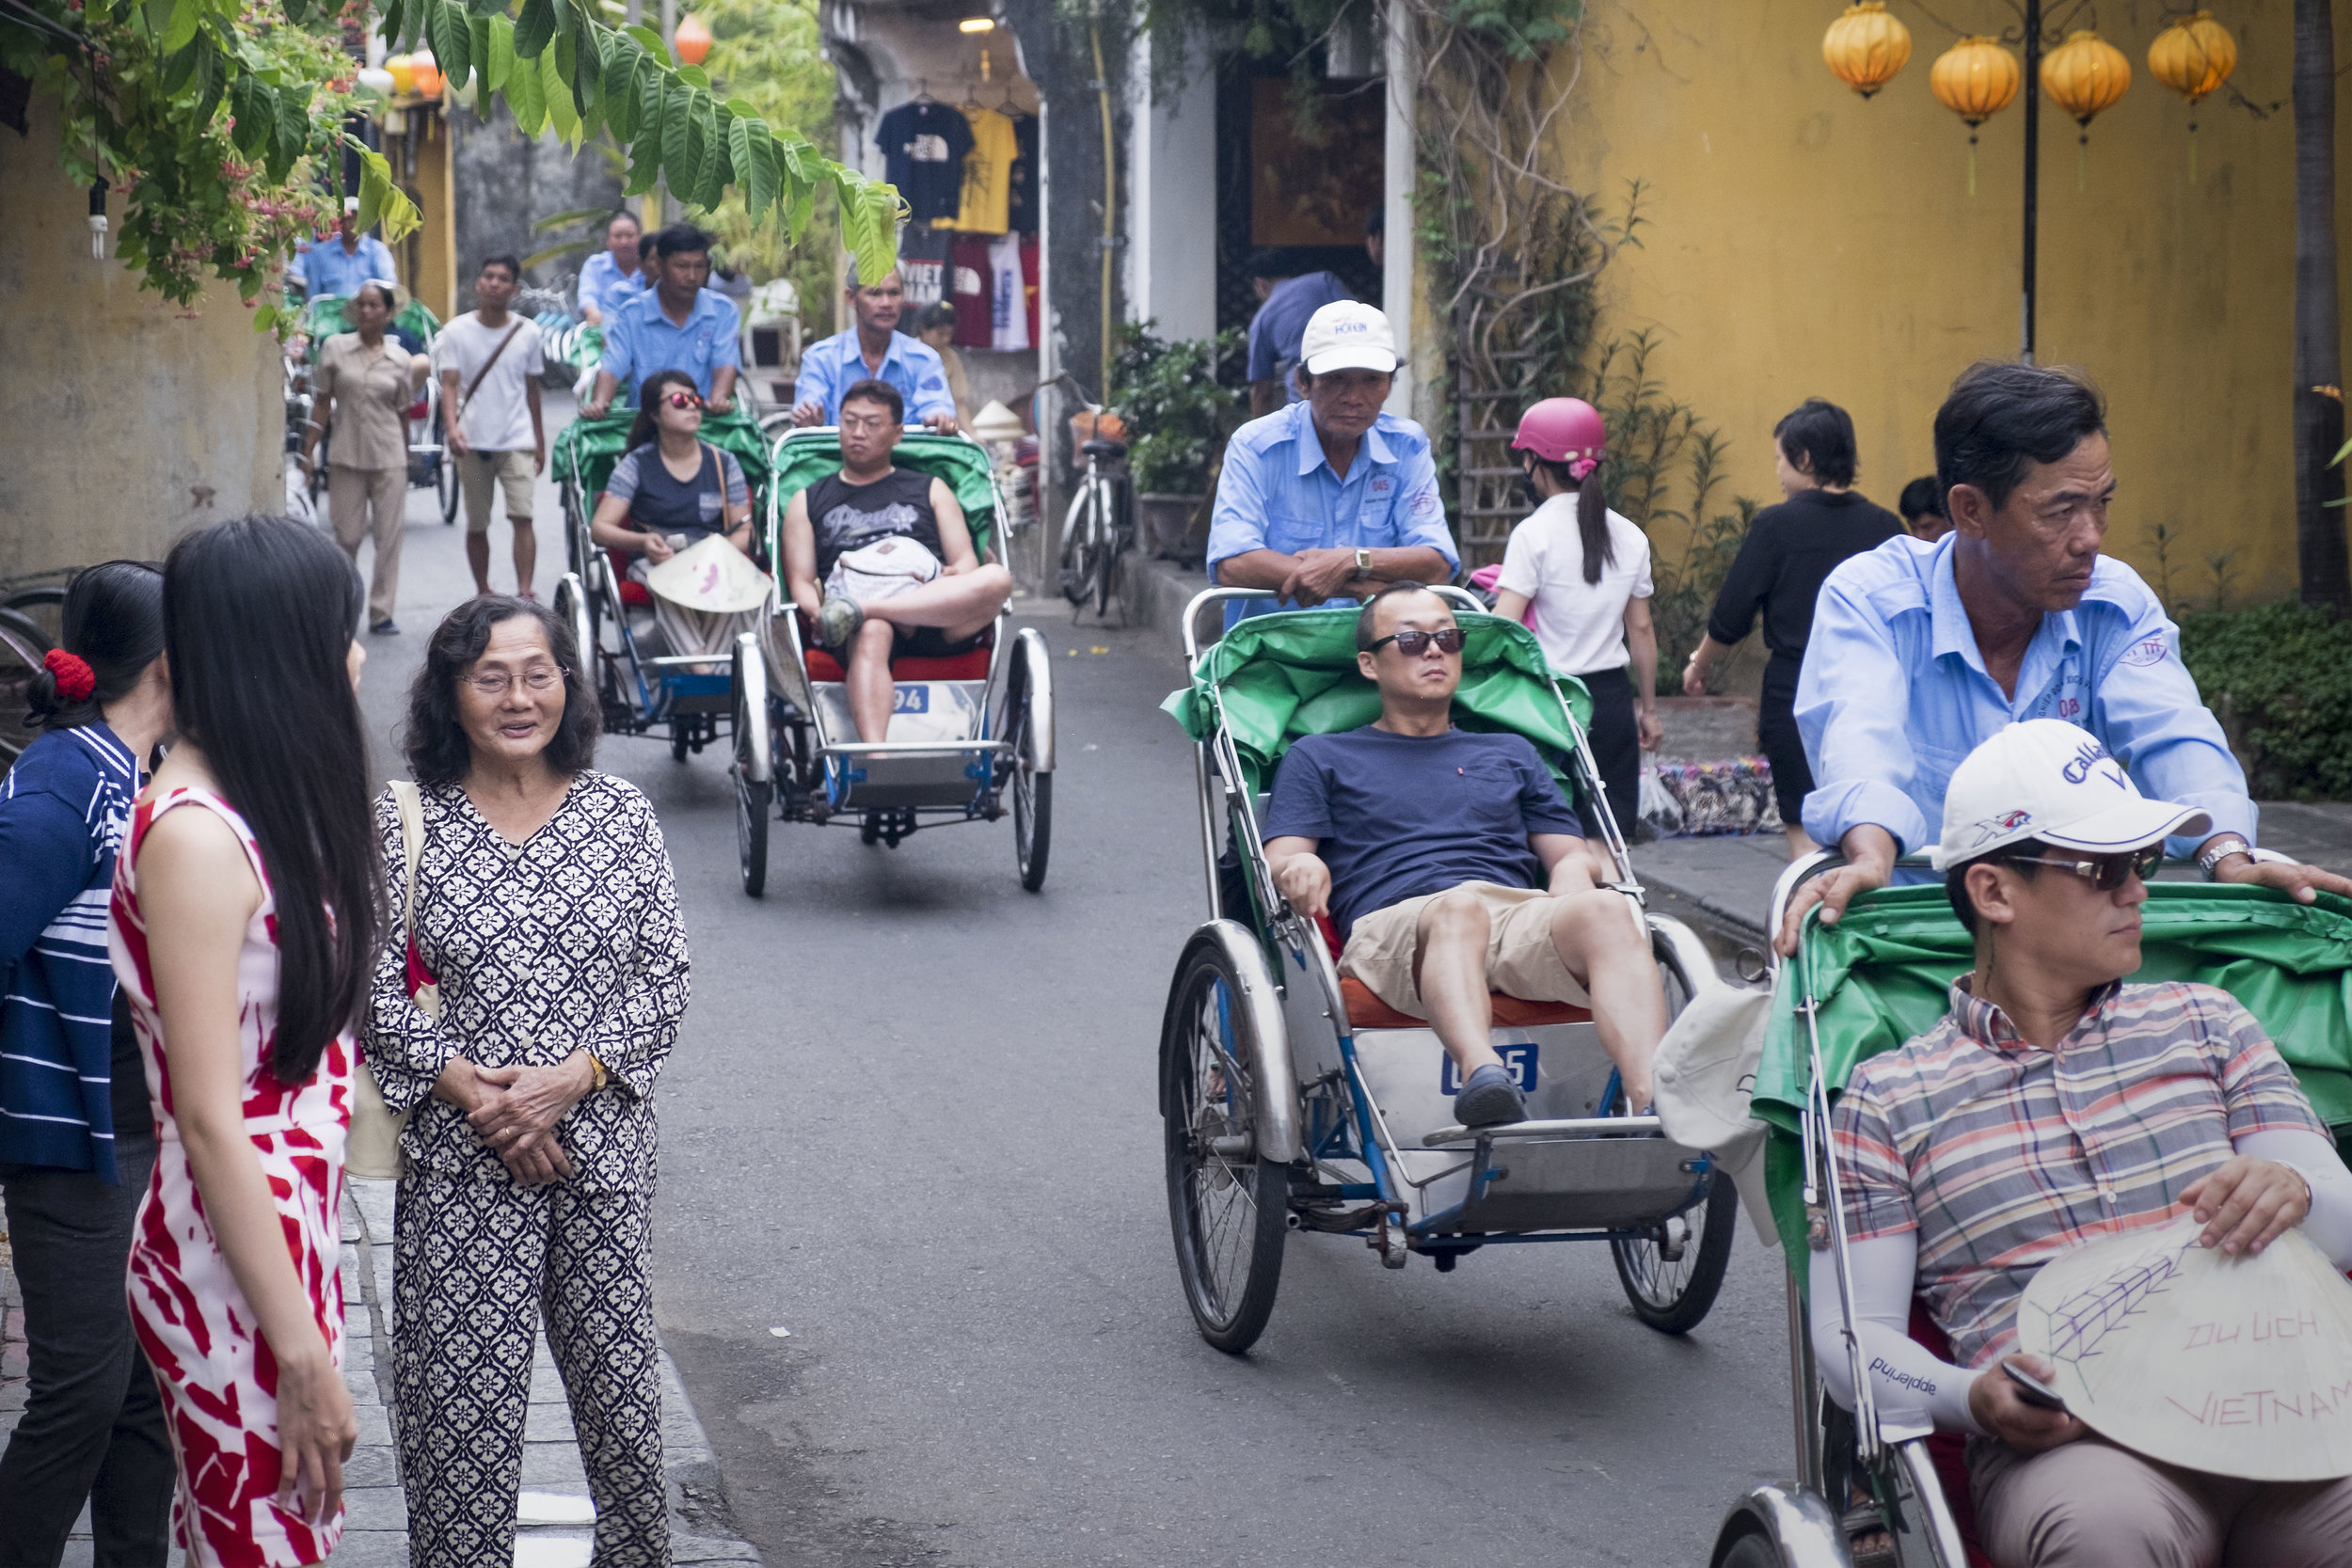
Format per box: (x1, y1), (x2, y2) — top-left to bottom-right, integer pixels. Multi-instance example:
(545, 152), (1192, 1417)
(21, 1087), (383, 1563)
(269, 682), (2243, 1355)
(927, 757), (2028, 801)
(1262, 725), (1585, 942)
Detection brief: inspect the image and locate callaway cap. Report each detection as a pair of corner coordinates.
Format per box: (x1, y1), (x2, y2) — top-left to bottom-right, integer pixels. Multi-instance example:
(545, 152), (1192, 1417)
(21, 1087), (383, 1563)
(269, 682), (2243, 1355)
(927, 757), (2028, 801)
(1931, 719), (2212, 872)
(1300, 300), (1398, 376)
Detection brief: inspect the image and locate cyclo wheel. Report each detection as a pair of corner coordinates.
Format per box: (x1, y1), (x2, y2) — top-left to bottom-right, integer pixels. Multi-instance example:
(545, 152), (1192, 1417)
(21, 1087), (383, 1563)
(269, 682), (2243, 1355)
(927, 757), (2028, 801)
(435, 408), (460, 524)
(1009, 671), (1050, 892)
(732, 640), (771, 898)
(1610, 1165), (1738, 1335)
(0, 608), (51, 767)
(1163, 944), (1287, 1354)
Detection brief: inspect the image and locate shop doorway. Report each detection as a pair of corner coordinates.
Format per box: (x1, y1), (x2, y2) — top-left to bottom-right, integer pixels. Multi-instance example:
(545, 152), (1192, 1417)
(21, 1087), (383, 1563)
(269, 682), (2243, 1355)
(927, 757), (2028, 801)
(1215, 64), (1385, 335)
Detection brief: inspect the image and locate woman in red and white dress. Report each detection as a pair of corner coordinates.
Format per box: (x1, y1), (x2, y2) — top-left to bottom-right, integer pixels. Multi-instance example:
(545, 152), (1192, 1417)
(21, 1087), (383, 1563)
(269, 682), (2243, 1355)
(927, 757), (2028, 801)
(108, 515), (385, 1567)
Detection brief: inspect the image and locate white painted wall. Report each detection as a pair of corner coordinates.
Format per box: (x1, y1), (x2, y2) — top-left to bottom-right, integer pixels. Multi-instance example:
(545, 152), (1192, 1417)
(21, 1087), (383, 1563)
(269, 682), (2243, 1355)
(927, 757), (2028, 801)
(1126, 28), (1216, 345)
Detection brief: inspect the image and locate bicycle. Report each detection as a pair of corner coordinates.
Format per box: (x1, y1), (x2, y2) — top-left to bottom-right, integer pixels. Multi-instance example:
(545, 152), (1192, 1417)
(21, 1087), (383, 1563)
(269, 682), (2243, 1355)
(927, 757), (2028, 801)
(1051, 372), (1132, 622)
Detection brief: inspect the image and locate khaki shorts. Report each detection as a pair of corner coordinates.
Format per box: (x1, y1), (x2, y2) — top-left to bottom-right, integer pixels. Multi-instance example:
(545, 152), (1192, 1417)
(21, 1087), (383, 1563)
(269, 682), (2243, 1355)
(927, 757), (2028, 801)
(1337, 880), (1592, 1020)
(458, 448), (535, 532)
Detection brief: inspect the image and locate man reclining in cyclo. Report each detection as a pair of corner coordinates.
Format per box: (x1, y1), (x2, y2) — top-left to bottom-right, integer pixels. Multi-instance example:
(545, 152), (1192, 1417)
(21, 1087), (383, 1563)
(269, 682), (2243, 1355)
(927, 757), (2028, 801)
(1261, 582), (1667, 1130)
(1814, 720), (2352, 1568)
(778, 377), (1013, 741)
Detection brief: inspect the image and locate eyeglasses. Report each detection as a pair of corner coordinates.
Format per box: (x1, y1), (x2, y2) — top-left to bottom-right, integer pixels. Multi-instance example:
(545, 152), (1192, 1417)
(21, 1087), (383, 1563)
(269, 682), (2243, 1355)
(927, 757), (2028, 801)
(1369, 627), (1465, 657)
(2003, 845), (2165, 892)
(663, 391), (703, 410)
(465, 666), (566, 698)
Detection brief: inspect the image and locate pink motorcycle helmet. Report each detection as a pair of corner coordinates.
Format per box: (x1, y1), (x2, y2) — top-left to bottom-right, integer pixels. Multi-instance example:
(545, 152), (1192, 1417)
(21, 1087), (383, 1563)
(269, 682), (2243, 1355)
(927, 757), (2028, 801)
(1510, 398), (1607, 479)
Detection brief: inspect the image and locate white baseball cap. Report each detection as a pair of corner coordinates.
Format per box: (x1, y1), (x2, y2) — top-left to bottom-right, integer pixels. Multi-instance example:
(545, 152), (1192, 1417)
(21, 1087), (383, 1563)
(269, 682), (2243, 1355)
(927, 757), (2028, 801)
(343, 197), (361, 214)
(1300, 300), (1397, 376)
(1931, 719), (2212, 872)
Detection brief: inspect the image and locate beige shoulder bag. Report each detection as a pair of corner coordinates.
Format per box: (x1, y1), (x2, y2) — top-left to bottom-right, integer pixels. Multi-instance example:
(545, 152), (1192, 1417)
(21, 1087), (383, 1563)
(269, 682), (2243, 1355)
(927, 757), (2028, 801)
(348, 781), (436, 1180)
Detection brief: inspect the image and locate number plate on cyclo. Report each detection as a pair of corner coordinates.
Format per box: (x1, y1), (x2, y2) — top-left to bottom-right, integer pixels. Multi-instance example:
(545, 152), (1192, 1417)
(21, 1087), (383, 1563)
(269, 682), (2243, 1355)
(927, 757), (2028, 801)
(892, 685), (930, 714)
(1440, 1043), (1536, 1095)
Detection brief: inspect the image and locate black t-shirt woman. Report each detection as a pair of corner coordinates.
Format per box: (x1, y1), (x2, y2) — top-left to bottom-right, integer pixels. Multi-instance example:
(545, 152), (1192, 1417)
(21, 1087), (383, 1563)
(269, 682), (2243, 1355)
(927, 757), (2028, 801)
(587, 368), (759, 660)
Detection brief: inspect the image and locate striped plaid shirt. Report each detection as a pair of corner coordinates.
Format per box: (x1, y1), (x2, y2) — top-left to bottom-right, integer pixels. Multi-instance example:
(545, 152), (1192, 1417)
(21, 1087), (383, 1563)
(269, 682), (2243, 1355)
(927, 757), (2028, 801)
(1833, 978), (2329, 1369)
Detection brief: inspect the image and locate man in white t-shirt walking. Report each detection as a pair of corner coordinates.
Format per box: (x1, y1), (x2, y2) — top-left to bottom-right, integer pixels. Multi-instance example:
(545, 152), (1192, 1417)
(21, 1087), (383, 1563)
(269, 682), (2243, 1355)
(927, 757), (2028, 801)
(437, 254), (548, 596)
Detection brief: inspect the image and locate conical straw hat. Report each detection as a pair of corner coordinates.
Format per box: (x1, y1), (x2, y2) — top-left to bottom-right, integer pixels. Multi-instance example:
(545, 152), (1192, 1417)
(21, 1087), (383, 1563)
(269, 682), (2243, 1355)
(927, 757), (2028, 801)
(2016, 1212), (2352, 1481)
(643, 535), (771, 614)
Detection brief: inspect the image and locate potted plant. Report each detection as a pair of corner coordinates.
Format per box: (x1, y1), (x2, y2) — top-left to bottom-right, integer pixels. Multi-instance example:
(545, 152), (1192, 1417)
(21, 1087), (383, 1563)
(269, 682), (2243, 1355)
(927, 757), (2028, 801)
(1109, 323), (1247, 563)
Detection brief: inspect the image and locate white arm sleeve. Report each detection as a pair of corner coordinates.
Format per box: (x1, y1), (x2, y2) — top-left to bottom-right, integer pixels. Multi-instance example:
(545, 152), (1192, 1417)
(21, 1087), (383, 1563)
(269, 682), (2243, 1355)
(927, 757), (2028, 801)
(2233, 1128), (2352, 1267)
(1808, 1233), (1985, 1436)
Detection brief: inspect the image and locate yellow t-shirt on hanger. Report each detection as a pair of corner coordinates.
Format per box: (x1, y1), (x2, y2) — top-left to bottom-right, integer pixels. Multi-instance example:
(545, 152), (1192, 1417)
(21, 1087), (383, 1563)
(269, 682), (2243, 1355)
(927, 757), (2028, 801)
(935, 106), (1018, 234)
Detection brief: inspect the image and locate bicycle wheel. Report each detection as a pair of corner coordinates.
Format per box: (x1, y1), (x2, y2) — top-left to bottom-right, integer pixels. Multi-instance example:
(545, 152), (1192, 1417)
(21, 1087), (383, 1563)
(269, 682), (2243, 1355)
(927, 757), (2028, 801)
(733, 639), (771, 898)
(435, 409), (461, 524)
(1089, 479), (1118, 618)
(1163, 943), (1288, 1354)
(0, 608), (51, 768)
(1009, 673), (1050, 892)
(1058, 482), (1097, 607)
(1, 585), (66, 649)
(1610, 1168), (1738, 1335)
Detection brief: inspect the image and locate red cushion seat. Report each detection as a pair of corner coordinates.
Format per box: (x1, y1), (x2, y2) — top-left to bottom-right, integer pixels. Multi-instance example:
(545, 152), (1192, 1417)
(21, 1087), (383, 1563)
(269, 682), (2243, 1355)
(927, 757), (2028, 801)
(1909, 1301), (1996, 1568)
(1339, 978), (1590, 1030)
(802, 645), (993, 682)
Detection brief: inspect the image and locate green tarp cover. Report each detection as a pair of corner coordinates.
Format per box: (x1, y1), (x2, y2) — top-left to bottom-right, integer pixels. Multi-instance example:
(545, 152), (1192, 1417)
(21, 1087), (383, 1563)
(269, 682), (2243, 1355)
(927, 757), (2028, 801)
(299, 295), (439, 354)
(551, 410), (774, 497)
(1758, 882), (2352, 1275)
(764, 432), (1000, 558)
(1159, 607), (1597, 807)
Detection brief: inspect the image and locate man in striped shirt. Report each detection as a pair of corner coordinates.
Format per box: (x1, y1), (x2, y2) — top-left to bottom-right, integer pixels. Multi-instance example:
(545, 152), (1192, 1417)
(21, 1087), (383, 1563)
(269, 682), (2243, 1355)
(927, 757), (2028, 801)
(1814, 720), (2352, 1566)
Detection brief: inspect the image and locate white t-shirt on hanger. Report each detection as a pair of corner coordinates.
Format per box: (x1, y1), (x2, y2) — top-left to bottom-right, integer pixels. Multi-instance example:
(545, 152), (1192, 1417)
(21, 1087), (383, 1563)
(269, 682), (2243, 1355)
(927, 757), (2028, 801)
(1494, 492), (1654, 675)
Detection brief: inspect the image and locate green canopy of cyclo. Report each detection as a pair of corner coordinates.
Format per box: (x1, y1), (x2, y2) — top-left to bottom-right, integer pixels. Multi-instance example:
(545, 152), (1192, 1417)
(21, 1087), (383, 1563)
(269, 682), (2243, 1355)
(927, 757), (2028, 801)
(1756, 881), (2352, 1276)
(551, 409), (774, 496)
(1159, 607), (1597, 807)
(299, 294), (439, 356)
(762, 431), (1001, 560)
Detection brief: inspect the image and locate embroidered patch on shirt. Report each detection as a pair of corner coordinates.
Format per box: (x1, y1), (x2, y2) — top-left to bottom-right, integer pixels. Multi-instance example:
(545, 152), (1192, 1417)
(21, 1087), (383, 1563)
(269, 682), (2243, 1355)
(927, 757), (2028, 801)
(2119, 636), (2169, 668)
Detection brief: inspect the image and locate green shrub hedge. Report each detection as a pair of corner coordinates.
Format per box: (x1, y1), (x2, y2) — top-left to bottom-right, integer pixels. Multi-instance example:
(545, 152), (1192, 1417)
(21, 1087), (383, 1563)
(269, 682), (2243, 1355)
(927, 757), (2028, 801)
(2178, 603), (2352, 801)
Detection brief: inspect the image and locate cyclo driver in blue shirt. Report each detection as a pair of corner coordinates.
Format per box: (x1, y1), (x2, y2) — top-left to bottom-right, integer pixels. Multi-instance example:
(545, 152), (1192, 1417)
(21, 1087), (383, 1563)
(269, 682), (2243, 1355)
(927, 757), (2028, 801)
(1776, 360), (2352, 956)
(1206, 301), (1458, 629)
(582, 223), (741, 418)
(1262, 583), (1669, 1128)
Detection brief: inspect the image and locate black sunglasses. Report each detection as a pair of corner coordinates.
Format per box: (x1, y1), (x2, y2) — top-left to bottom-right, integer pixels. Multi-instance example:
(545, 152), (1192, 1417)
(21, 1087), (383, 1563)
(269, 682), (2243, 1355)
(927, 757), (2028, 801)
(1369, 627), (1465, 657)
(2003, 845), (2165, 892)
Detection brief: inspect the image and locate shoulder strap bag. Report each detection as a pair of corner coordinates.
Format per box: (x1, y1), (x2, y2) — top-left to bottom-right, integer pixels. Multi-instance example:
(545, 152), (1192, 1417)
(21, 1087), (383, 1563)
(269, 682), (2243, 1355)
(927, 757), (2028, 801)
(460, 319), (526, 408)
(347, 781), (437, 1180)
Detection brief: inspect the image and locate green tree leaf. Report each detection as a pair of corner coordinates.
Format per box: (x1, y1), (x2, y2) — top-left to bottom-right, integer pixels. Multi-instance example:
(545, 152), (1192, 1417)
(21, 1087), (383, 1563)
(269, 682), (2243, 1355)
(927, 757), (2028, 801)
(542, 47), (580, 141)
(732, 114), (774, 221)
(355, 147), (421, 242)
(602, 40), (638, 137)
(506, 38), (547, 133)
(694, 99), (731, 209)
(622, 22), (664, 54)
(661, 80), (696, 194)
(470, 15), (492, 85)
(431, 0), (471, 90)
(229, 74), (273, 156)
(268, 81), (310, 181)
(485, 12), (515, 89)
(675, 65), (708, 89)
(161, 0), (199, 55)
(514, 0), (556, 58)
(551, 24), (575, 86)
(624, 121), (663, 196)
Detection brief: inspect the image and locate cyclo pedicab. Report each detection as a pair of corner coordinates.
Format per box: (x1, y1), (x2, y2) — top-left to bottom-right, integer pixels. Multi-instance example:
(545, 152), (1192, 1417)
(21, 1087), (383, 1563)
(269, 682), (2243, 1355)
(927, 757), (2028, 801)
(1706, 856), (2352, 1568)
(1155, 586), (1740, 1353)
(289, 292), (456, 522)
(729, 425), (1057, 896)
(549, 405), (775, 766)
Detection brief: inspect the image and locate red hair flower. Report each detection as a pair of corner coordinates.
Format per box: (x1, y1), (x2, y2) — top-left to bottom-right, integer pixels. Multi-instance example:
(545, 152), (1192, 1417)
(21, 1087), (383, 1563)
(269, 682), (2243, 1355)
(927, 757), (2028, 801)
(43, 649), (96, 703)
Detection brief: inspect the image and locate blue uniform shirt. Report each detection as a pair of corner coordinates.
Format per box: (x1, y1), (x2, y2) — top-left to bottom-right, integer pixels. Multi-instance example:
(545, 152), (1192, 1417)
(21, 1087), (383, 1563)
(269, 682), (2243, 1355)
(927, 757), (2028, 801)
(1795, 532), (2256, 858)
(792, 327), (956, 425)
(597, 286), (742, 403)
(1206, 400), (1457, 627)
(578, 249), (647, 321)
(295, 234), (399, 300)
(1247, 272), (1355, 404)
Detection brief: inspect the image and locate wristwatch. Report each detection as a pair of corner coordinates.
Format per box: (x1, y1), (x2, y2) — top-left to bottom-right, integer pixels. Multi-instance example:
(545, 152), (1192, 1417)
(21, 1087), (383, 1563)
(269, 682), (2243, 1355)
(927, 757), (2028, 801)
(2197, 834), (2252, 880)
(586, 1052), (609, 1093)
(1353, 546), (1373, 580)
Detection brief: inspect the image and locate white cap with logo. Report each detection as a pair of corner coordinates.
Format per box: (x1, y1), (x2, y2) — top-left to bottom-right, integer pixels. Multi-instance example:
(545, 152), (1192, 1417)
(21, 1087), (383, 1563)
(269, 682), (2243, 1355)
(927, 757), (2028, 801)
(1931, 719), (2212, 872)
(1300, 300), (1398, 376)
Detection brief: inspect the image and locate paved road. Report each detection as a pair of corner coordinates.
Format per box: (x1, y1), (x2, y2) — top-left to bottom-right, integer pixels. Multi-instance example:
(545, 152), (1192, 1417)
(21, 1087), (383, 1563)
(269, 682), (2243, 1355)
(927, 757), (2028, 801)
(345, 438), (1796, 1568)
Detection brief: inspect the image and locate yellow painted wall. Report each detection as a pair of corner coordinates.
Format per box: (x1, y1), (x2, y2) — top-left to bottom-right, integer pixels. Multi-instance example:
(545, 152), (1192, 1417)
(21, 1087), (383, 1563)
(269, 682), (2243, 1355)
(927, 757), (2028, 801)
(0, 96), (280, 578)
(1536, 0), (2335, 608)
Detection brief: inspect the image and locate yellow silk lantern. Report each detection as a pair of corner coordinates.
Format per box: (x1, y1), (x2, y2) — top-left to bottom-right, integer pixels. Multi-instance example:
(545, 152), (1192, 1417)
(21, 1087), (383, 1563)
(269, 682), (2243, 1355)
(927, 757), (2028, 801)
(1930, 37), (2019, 196)
(384, 54), (418, 96)
(2148, 9), (2237, 182)
(2041, 29), (2130, 188)
(1822, 2), (1912, 100)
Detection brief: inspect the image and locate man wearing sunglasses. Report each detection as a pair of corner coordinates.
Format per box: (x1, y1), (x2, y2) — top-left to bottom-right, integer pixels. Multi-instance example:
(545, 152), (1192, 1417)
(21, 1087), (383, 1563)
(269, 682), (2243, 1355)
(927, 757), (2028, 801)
(1261, 583), (1669, 1127)
(1810, 719), (2352, 1566)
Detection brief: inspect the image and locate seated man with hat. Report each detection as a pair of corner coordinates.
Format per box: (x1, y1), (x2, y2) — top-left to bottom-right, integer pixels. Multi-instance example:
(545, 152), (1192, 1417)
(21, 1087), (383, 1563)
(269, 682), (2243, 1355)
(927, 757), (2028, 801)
(1263, 582), (1668, 1128)
(1812, 719), (2352, 1567)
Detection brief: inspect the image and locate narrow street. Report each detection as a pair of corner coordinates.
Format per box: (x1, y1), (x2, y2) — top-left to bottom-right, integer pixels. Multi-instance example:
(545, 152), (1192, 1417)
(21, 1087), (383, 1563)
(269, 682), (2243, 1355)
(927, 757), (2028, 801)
(352, 436), (1795, 1568)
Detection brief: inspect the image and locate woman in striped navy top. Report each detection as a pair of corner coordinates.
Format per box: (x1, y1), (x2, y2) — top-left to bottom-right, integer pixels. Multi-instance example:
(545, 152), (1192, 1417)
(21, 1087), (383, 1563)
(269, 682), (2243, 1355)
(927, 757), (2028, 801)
(0, 561), (178, 1565)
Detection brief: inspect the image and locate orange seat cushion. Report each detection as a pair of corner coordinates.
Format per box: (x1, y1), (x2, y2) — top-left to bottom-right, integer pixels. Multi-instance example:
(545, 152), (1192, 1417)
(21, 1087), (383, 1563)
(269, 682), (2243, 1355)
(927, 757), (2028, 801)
(1339, 977), (1590, 1030)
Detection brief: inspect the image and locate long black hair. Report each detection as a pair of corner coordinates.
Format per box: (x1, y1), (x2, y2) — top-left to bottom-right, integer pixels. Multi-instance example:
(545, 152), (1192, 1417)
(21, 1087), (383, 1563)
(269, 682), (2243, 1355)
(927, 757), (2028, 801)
(403, 596), (598, 788)
(163, 516), (384, 1085)
(1525, 454), (1615, 585)
(625, 368), (702, 453)
(25, 560), (164, 731)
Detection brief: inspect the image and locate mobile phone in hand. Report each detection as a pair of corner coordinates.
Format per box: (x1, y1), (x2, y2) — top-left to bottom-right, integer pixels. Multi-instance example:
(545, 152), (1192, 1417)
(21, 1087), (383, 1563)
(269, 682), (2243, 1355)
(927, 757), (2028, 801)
(2002, 1361), (2068, 1412)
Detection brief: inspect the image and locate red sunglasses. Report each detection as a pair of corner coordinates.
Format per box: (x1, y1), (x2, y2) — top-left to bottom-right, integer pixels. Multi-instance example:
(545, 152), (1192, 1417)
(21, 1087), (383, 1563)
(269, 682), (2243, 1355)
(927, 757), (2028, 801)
(663, 390), (703, 410)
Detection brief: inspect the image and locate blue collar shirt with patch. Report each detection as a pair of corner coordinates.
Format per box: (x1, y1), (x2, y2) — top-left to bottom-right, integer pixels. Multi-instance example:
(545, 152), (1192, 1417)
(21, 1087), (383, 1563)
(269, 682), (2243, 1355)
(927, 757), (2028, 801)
(1205, 400), (1457, 627)
(296, 235), (399, 301)
(596, 286), (742, 403)
(791, 327), (956, 426)
(1794, 531), (2254, 858)
(578, 249), (648, 321)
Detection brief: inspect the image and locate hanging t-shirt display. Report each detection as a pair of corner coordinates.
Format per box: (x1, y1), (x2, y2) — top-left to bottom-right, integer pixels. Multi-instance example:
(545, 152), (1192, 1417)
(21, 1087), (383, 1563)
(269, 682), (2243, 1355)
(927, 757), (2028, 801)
(950, 236), (994, 349)
(937, 106), (1018, 234)
(898, 226), (952, 308)
(1006, 115), (1039, 236)
(874, 102), (975, 224)
(986, 231), (1029, 352)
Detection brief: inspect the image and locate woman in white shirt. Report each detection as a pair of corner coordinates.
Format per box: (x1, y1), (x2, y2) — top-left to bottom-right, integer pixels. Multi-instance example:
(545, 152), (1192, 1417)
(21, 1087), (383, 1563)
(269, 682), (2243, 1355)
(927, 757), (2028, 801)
(1492, 398), (1661, 837)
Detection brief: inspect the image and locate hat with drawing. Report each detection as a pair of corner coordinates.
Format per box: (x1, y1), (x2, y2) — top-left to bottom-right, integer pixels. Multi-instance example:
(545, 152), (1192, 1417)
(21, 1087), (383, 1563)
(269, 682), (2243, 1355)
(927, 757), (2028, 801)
(1931, 718), (2211, 871)
(643, 534), (772, 614)
(1300, 300), (1397, 377)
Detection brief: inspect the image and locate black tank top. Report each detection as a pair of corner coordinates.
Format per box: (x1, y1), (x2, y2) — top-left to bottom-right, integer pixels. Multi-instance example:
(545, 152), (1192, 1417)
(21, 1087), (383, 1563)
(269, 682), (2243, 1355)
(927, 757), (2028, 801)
(803, 467), (943, 582)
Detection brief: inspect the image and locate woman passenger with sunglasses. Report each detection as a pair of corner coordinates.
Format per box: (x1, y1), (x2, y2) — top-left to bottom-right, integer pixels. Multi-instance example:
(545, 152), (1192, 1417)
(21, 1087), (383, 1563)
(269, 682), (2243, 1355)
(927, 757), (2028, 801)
(364, 595), (687, 1566)
(588, 367), (758, 660)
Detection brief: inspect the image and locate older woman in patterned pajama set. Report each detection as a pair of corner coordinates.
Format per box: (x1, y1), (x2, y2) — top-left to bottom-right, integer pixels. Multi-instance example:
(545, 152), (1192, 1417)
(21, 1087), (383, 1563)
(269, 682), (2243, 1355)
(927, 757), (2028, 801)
(364, 594), (689, 1567)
